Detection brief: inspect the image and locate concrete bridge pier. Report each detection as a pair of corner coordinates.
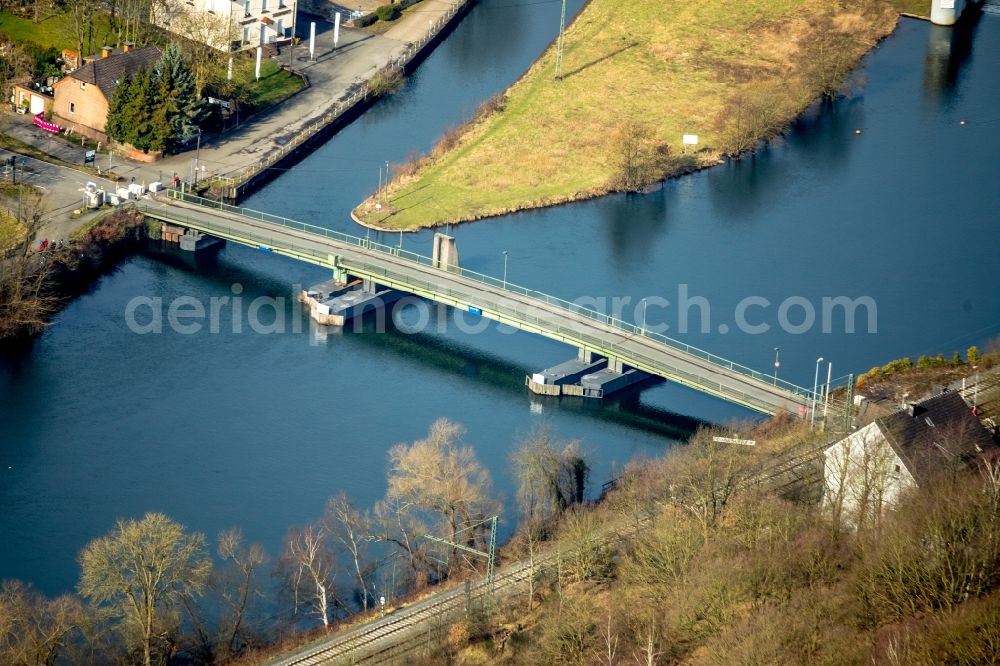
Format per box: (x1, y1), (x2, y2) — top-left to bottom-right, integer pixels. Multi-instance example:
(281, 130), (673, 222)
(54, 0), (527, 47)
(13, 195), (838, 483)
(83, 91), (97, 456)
(931, 0), (965, 25)
(301, 258), (402, 327)
(528, 350), (651, 399)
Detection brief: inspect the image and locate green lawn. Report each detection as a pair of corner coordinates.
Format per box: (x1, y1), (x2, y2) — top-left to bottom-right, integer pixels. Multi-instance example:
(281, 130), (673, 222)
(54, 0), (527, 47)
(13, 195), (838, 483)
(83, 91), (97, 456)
(357, 0), (903, 230)
(250, 60), (305, 108)
(0, 9), (116, 53)
(229, 56), (306, 110)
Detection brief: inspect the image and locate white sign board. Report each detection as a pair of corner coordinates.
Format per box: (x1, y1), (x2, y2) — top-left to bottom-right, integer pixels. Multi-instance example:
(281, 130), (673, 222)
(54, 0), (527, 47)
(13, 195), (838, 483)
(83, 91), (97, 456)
(682, 134), (699, 145)
(712, 436), (756, 446)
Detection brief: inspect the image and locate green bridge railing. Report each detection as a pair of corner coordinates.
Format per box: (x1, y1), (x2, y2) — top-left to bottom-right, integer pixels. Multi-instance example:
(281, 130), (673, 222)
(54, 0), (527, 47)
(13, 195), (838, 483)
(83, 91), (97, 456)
(157, 191), (817, 402)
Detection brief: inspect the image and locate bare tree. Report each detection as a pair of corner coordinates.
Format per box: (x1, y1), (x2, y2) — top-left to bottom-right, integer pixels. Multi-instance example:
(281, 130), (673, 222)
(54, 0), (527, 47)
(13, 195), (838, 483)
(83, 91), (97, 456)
(823, 426), (898, 531)
(158, 0), (237, 94)
(596, 611), (619, 665)
(715, 86), (788, 157)
(0, 195), (60, 340)
(64, 0), (96, 65)
(631, 622), (663, 666)
(383, 418), (498, 578)
(215, 529), (267, 658)
(665, 431), (752, 543)
(608, 121), (670, 192)
(281, 523), (337, 629)
(0, 580), (83, 666)
(77, 513), (211, 666)
(324, 493), (374, 612)
(370, 493), (432, 590)
(512, 427), (589, 529)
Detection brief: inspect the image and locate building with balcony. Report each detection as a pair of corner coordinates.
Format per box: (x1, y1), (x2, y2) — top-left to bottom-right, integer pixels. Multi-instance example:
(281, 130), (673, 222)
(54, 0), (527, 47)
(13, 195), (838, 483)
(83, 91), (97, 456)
(154, 0), (297, 51)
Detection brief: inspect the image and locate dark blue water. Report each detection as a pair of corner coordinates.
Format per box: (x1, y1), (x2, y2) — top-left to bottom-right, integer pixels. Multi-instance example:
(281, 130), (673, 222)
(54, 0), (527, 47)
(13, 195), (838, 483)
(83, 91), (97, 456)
(3, 7), (1000, 596)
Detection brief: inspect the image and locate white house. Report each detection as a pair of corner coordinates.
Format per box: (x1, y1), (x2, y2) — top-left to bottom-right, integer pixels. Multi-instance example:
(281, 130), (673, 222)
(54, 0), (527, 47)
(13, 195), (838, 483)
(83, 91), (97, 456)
(155, 0), (297, 51)
(823, 391), (996, 527)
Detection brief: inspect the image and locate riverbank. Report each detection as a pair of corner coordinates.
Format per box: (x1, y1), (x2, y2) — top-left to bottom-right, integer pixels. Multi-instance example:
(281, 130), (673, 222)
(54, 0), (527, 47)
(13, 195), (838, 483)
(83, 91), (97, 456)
(0, 208), (145, 341)
(353, 0), (905, 230)
(211, 0), (475, 201)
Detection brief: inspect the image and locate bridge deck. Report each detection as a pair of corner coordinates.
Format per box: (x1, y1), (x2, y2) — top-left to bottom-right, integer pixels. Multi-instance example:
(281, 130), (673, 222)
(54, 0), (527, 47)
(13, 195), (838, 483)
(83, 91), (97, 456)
(137, 193), (815, 415)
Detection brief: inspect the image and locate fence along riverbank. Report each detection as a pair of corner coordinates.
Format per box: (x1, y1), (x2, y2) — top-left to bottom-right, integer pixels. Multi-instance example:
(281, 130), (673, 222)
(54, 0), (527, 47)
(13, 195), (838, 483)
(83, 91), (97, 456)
(211, 0), (476, 202)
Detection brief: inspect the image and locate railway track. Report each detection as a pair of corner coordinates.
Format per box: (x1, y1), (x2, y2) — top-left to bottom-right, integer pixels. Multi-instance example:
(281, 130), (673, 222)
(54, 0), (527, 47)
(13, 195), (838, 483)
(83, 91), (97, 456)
(269, 438), (835, 665)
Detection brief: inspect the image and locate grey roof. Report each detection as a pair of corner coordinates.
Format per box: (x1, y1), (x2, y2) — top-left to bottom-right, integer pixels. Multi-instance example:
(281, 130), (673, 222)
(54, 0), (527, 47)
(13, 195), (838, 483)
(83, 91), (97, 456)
(877, 391), (997, 483)
(68, 45), (162, 99)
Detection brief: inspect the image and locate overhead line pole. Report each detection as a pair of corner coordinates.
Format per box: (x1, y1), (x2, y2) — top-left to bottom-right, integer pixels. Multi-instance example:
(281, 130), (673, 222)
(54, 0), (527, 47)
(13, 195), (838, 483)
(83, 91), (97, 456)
(421, 515), (498, 592)
(554, 0), (567, 79)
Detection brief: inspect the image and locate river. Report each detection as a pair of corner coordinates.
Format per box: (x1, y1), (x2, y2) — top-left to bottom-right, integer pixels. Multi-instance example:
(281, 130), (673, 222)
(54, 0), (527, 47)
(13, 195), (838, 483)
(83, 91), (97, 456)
(2, 4), (999, 596)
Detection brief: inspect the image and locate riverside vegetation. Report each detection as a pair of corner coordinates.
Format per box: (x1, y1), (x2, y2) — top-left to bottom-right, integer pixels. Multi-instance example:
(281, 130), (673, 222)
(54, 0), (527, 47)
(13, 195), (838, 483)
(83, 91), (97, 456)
(4, 398), (999, 664)
(354, 0), (914, 230)
(0, 205), (146, 340)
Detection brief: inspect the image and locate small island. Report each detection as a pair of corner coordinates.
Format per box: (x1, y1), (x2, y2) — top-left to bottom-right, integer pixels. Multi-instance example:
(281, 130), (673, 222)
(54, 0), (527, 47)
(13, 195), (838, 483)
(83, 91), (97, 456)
(354, 0), (914, 230)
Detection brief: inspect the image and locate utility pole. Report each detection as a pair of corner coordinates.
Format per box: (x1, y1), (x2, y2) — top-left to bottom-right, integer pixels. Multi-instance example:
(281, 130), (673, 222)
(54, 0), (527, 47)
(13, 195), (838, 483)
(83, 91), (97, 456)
(811, 356), (823, 428)
(421, 515), (499, 594)
(193, 128), (202, 188)
(554, 0), (567, 80)
(822, 361), (832, 428)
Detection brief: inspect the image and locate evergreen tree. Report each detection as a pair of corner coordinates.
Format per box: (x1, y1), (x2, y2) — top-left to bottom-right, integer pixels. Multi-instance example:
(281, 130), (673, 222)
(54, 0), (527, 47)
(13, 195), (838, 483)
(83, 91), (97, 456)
(149, 73), (178, 153)
(155, 44), (207, 146)
(104, 45), (207, 153)
(121, 67), (156, 151)
(105, 72), (134, 144)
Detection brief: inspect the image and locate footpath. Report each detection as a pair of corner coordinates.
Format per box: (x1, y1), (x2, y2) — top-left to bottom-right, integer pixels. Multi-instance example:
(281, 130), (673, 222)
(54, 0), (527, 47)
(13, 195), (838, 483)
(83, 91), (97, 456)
(0, 0), (467, 241)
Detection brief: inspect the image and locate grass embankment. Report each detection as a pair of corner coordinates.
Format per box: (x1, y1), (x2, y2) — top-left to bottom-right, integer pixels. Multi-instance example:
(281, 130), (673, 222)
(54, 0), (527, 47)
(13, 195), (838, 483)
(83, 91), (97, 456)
(355, 0), (900, 230)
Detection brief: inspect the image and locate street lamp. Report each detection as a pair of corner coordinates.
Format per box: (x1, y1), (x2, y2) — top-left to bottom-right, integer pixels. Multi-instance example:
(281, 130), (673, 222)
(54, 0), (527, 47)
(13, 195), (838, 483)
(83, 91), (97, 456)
(639, 297), (648, 336)
(773, 347), (780, 385)
(501, 250), (508, 289)
(811, 356), (824, 427)
(192, 127), (202, 187)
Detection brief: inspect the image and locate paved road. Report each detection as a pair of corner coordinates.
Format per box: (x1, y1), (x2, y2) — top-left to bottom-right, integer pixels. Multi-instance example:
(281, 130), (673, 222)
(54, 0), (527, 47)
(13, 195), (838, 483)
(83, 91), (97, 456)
(0, 148), (113, 241)
(139, 195), (815, 415)
(1, 0), (465, 188)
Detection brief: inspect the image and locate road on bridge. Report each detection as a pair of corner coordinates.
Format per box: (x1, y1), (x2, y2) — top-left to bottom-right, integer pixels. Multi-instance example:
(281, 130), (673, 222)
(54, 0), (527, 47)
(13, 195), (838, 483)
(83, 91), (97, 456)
(138, 194), (815, 415)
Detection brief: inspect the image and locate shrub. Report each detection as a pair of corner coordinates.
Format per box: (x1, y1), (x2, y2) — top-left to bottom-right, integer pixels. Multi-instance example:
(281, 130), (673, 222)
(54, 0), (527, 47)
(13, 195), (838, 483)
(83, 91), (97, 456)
(968, 346), (980, 364)
(368, 69), (403, 97)
(353, 12), (377, 27)
(375, 3), (401, 21)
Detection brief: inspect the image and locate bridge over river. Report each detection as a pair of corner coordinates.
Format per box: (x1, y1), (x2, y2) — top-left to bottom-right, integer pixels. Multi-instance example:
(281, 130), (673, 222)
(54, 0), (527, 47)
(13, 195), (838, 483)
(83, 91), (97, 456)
(137, 192), (825, 416)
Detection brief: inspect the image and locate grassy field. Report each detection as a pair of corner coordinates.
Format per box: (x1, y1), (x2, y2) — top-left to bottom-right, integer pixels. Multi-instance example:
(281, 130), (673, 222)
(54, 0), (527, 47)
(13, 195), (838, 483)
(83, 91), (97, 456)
(0, 9), (116, 52)
(357, 0), (901, 230)
(0, 209), (25, 251)
(890, 0), (932, 15)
